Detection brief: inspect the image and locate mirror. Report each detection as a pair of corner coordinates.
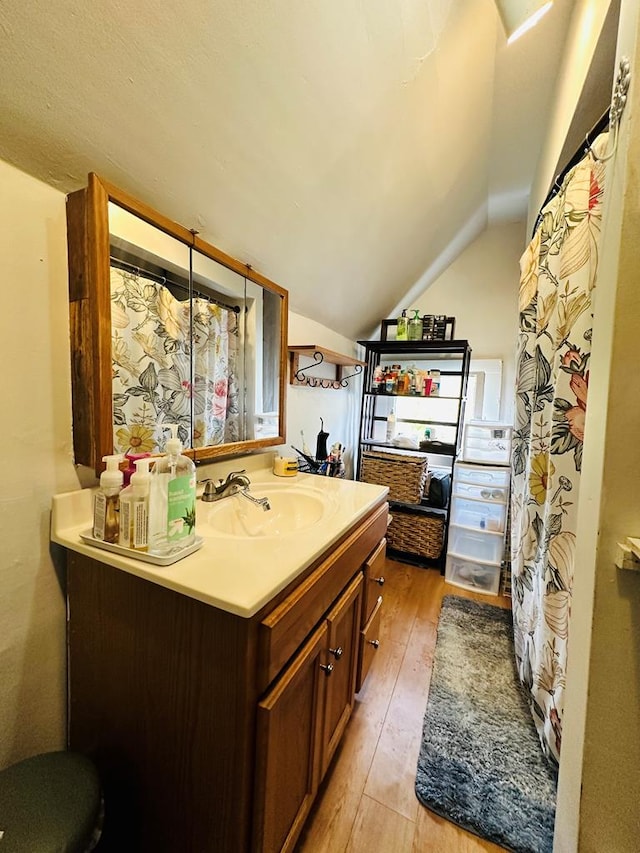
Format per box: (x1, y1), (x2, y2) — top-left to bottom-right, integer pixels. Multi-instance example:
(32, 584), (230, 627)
(67, 173), (288, 473)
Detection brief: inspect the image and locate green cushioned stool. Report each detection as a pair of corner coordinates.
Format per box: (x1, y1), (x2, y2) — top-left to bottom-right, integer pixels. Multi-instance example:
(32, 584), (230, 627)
(0, 751), (101, 852)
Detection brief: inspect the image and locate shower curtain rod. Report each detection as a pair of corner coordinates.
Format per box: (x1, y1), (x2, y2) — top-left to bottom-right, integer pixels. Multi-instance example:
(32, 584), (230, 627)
(110, 255), (241, 313)
(532, 107), (610, 237)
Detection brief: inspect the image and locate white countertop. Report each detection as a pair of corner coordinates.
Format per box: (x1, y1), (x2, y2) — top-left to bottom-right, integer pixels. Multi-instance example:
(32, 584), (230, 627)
(51, 464), (388, 618)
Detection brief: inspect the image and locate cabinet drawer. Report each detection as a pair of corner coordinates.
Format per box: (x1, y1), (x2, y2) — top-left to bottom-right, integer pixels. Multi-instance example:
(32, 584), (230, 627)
(258, 502), (388, 690)
(356, 595), (382, 692)
(362, 537), (386, 626)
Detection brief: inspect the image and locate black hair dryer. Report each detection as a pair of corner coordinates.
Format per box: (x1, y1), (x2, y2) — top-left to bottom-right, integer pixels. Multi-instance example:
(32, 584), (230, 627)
(315, 418), (329, 461)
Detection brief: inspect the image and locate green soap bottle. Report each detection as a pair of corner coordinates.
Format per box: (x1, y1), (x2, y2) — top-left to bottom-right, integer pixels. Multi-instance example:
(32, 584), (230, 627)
(408, 309), (422, 341)
(397, 309), (408, 341)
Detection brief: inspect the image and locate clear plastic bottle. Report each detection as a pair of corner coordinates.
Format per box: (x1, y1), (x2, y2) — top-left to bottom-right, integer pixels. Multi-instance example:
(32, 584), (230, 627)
(119, 458), (152, 552)
(397, 309), (408, 341)
(148, 426), (197, 556)
(407, 310), (422, 341)
(93, 454), (123, 543)
(386, 411), (396, 443)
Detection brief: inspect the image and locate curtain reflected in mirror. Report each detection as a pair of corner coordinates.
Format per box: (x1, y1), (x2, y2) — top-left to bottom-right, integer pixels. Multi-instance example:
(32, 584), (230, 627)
(107, 202), (281, 455)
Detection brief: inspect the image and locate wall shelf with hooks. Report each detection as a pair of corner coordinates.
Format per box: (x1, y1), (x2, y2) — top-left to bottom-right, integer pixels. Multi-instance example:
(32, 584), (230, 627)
(288, 345), (366, 389)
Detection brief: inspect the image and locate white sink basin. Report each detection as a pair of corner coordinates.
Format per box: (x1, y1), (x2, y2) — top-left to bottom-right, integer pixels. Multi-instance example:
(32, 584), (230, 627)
(198, 484), (328, 538)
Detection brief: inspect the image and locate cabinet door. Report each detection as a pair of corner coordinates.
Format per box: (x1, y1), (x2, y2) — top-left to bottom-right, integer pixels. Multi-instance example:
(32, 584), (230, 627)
(362, 537), (386, 625)
(356, 595), (383, 692)
(321, 573), (363, 777)
(254, 622), (328, 853)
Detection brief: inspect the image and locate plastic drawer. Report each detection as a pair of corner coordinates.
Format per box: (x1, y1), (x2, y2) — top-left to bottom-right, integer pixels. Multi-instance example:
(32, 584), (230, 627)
(465, 423), (512, 440)
(462, 445), (511, 466)
(445, 554), (501, 595)
(453, 480), (509, 503)
(449, 496), (507, 533)
(455, 463), (510, 488)
(448, 524), (504, 564)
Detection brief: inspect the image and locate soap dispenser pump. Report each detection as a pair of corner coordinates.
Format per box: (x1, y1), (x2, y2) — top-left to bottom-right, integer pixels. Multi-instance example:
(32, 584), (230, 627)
(148, 425), (197, 556)
(93, 454), (123, 543)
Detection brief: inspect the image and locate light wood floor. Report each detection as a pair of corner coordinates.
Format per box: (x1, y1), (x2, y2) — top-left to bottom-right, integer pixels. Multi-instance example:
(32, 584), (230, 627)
(295, 558), (512, 853)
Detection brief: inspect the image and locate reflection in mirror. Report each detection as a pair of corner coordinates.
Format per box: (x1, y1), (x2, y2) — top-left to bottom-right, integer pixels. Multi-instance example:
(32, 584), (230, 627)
(246, 278), (282, 441)
(108, 203), (194, 454)
(191, 250), (246, 447)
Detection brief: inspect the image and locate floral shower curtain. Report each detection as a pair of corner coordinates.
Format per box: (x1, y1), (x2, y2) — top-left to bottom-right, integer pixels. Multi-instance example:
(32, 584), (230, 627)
(110, 267), (241, 454)
(511, 136), (608, 767)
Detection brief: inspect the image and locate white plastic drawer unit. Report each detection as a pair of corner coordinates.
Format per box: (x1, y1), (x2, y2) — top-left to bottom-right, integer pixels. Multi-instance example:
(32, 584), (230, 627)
(445, 554), (501, 595)
(462, 421), (513, 465)
(450, 496), (507, 533)
(448, 524), (504, 565)
(455, 463), (511, 488)
(453, 479), (509, 504)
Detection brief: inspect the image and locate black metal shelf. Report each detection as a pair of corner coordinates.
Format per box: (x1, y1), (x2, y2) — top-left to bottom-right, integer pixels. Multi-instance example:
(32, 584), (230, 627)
(356, 338), (472, 571)
(389, 499), (448, 518)
(357, 339), (471, 356)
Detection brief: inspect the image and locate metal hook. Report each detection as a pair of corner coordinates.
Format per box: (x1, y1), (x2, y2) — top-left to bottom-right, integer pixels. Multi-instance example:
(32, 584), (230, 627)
(589, 56), (631, 163)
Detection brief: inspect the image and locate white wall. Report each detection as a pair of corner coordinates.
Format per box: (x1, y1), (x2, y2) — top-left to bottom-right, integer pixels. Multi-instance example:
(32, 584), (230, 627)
(406, 219), (524, 424)
(281, 313), (361, 478)
(0, 161), (81, 767)
(528, 0), (614, 229)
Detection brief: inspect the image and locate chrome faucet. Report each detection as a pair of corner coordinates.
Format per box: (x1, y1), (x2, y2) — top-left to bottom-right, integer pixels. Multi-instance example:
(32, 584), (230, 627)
(200, 470), (271, 511)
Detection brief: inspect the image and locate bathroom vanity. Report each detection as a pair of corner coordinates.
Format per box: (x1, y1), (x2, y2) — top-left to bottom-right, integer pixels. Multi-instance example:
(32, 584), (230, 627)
(52, 465), (388, 852)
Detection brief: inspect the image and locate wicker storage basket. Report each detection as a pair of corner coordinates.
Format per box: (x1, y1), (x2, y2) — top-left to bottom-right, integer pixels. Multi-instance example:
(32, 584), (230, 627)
(360, 451), (428, 504)
(387, 510), (445, 560)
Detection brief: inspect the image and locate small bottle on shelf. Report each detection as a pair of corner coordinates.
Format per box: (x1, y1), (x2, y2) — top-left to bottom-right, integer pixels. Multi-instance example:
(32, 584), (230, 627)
(397, 309), (408, 341)
(372, 365), (384, 393)
(386, 411), (396, 443)
(408, 310), (422, 341)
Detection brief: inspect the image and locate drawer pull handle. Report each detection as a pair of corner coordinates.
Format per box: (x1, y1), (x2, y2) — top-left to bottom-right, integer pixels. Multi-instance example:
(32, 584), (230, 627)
(368, 639), (380, 650)
(329, 646), (343, 660)
(319, 663), (334, 676)
(374, 576), (385, 586)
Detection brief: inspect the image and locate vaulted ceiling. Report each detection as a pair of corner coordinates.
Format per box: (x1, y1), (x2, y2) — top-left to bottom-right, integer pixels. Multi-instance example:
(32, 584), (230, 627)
(0, 0), (574, 338)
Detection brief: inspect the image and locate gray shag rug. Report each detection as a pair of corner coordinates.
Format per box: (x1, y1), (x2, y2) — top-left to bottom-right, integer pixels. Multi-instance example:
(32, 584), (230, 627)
(415, 595), (557, 853)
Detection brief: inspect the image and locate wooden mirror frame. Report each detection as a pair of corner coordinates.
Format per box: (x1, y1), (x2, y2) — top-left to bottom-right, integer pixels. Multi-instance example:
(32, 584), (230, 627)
(67, 173), (288, 474)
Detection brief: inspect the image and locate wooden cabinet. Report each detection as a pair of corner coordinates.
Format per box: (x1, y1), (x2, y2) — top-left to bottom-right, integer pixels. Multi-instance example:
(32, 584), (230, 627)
(254, 573), (363, 853)
(66, 499), (387, 852)
(321, 573), (363, 776)
(254, 623), (328, 853)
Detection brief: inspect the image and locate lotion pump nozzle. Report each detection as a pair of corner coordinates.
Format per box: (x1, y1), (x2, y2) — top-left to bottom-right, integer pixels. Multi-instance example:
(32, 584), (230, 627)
(100, 454), (123, 491)
(163, 424), (183, 455)
(131, 457), (152, 494)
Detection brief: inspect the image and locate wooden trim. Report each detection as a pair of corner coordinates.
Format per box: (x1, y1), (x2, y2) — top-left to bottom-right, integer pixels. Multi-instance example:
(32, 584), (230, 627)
(95, 173), (196, 246)
(288, 345), (366, 367)
(87, 175), (114, 469)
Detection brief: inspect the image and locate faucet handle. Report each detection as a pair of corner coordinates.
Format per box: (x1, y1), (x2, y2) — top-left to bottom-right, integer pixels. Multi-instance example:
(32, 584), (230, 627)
(225, 469), (247, 483)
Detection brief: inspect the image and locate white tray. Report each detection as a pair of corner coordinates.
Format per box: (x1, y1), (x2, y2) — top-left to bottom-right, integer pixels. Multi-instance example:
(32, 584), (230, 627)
(79, 530), (203, 566)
